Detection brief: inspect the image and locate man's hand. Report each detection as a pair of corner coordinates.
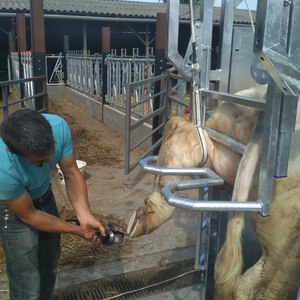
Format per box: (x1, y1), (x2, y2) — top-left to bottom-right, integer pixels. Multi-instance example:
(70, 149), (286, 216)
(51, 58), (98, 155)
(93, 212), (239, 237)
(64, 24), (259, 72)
(78, 214), (106, 243)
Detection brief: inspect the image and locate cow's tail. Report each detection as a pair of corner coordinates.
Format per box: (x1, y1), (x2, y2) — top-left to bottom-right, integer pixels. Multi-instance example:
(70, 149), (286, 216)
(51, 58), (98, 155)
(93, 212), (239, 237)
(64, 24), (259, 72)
(215, 111), (263, 300)
(215, 212), (245, 299)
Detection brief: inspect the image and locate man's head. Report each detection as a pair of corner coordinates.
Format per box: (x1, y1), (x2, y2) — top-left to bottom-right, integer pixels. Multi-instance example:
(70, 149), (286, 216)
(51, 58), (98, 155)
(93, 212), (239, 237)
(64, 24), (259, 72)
(0, 109), (55, 162)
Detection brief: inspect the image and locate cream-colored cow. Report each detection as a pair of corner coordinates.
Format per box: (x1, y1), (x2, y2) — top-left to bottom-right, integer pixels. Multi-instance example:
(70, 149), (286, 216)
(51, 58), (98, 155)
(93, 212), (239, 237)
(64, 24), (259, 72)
(127, 86), (300, 299)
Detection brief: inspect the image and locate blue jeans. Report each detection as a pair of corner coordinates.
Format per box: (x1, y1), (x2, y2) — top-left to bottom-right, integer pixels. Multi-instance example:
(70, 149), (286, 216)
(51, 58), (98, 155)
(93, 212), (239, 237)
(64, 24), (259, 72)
(0, 191), (61, 300)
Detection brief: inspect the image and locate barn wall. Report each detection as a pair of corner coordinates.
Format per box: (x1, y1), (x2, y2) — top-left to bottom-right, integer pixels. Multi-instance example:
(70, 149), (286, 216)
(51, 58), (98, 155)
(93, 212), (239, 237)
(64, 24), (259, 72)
(47, 85), (152, 151)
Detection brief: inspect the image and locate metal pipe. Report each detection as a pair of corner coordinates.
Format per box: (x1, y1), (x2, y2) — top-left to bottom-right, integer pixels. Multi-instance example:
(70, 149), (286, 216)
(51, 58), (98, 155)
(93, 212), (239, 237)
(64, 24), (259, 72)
(203, 126), (246, 155)
(139, 156), (224, 180)
(200, 89), (266, 109)
(140, 155), (263, 213)
(0, 12), (193, 24)
(160, 181), (263, 213)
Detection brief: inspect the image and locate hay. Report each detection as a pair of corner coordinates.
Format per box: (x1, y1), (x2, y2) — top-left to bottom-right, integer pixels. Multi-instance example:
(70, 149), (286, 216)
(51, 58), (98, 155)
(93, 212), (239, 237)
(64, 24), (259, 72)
(59, 207), (129, 268)
(0, 208), (130, 268)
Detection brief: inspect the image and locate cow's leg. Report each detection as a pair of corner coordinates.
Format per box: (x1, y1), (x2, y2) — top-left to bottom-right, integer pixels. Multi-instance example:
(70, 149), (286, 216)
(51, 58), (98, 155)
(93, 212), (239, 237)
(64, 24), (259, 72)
(127, 117), (209, 237)
(215, 111), (263, 300)
(235, 173), (300, 300)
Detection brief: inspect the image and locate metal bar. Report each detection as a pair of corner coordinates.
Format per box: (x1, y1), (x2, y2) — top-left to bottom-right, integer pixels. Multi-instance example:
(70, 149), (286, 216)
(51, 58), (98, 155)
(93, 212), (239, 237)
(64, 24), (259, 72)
(124, 74), (168, 174)
(274, 94), (298, 177)
(127, 140), (163, 174)
(0, 92), (45, 110)
(218, 0), (235, 92)
(1, 86), (9, 120)
(0, 76), (46, 87)
(139, 156), (224, 179)
(167, 94), (189, 107)
(166, 0), (183, 75)
(200, 89), (266, 109)
(0, 12), (195, 24)
(160, 180), (263, 213)
(129, 106), (165, 131)
(254, 0), (300, 96)
(203, 126), (246, 155)
(130, 123), (164, 153)
(194, 209), (203, 270)
(258, 84), (283, 216)
(129, 74), (166, 88)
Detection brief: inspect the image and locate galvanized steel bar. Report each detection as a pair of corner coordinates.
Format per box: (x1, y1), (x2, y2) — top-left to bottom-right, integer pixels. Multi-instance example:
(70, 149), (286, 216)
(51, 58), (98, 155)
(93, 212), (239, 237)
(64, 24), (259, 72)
(254, 0), (300, 96)
(139, 156), (223, 180)
(258, 84), (283, 216)
(200, 89), (266, 109)
(161, 181), (263, 213)
(139, 155), (263, 214)
(203, 126), (246, 155)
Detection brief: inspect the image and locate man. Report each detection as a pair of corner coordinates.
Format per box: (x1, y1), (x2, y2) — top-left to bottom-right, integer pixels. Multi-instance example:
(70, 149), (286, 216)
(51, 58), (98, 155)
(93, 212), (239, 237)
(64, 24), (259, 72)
(0, 108), (106, 300)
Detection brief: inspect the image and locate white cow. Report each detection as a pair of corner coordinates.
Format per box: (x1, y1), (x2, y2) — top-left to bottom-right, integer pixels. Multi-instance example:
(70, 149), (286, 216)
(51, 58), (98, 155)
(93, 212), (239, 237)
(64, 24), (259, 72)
(127, 86), (300, 299)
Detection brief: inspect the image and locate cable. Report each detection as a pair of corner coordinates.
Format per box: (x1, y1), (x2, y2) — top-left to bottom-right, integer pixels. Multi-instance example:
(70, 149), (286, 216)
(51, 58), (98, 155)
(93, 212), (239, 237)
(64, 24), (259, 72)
(102, 269), (199, 300)
(244, 0), (255, 34)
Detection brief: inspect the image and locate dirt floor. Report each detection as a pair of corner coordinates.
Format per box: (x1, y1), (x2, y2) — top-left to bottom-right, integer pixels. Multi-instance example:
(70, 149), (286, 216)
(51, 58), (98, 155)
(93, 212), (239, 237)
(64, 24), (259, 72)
(47, 98), (153, 268)
(0, 98), (199, 299)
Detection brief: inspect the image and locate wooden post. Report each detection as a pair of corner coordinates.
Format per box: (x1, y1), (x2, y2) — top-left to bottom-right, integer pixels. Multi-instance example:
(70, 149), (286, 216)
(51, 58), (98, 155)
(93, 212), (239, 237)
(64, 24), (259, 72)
(30, 0), (47, 111)
(16, 13), (27, 51)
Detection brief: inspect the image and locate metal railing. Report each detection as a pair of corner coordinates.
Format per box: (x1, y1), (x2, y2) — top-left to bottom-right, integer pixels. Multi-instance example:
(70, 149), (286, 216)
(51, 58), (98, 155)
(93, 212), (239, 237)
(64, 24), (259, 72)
(124, 69), (191, 174)
(46, 53), (64, 85)
(106, 54), (155, 109)
(0, 76), (47, 120)
(65, 51), (156, 113)
(66, 52), (102, 97)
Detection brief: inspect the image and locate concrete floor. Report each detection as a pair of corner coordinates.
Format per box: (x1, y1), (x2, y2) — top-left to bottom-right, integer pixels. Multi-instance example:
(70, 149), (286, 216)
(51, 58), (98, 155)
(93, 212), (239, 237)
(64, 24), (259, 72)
(0, 165), (205, 299)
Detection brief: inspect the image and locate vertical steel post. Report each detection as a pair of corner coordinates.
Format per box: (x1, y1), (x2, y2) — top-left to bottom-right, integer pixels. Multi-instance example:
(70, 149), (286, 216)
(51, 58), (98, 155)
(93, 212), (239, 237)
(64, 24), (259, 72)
(153, 12), (167, 155)
(83, 21), (87, 55)
(8, 18), (16, 52)
(102, 26), (111, 117)
(16, 13), (27, 100)
(63, 35), (69, 85)
(218, 0), (235, 92)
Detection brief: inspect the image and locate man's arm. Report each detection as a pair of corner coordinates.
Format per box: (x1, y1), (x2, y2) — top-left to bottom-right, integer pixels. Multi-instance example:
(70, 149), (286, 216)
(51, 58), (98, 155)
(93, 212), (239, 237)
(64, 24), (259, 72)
(0, 192), (100, 242)
(57, 154), (106, 236)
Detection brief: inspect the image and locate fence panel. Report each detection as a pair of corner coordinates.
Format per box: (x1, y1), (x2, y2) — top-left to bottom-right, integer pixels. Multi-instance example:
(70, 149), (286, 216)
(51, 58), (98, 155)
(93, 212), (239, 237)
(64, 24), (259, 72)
(9, 51), (35, 109)
(66, 52), (102, 97)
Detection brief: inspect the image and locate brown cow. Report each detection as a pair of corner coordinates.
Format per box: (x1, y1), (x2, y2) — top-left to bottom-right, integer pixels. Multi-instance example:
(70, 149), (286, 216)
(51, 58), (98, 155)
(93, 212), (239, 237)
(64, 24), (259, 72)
(127, 86), (300, 299)
(127, 86), (264, 236)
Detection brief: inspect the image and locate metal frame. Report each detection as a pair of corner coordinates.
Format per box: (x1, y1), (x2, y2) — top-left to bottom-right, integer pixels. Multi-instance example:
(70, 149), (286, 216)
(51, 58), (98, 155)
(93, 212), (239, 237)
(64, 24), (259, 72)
(164, 0), (300, 216)
(254, 0), (300, 96)
(137, 0), (300, 299)
(124, 74), (168, 174)
(0, 75), (46, 119)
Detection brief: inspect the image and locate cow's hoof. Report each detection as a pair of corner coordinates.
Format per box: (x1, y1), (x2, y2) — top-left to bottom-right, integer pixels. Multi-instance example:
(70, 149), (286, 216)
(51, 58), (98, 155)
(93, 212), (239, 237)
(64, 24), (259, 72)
(127, 193), (175, 237)
(127, 207), (147, 237)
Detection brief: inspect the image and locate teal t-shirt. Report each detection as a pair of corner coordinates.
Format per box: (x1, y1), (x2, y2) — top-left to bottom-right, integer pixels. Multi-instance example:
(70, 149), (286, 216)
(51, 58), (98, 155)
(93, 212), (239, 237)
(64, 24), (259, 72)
(0, 114), (73, 201)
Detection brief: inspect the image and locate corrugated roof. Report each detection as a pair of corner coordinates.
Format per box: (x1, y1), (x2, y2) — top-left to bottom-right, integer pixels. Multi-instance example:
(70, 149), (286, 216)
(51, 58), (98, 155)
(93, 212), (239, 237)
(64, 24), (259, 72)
(0, 0), (255, 24)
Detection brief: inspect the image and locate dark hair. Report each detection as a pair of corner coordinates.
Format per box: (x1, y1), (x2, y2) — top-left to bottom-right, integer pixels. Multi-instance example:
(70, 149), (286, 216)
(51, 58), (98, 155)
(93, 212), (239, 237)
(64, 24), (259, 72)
(0, 108), (55, 157)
